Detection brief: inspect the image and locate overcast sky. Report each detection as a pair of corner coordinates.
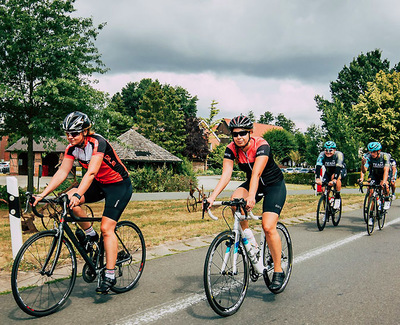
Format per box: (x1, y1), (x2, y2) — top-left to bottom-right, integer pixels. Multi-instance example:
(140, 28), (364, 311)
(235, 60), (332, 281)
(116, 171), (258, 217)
(74, 0), (400, 131)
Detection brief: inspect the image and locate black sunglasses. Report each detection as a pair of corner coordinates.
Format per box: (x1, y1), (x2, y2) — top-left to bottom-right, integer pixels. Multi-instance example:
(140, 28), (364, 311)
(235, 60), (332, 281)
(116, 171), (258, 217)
(324, 149), (334, 153)
(232, 131), (249, 138)
(66, 131), (81, 138)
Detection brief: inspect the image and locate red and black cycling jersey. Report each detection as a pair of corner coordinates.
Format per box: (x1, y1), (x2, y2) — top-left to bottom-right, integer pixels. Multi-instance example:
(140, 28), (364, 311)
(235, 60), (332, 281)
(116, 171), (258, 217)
(64, 134), (129, 184)
(224, 136), (283, 186)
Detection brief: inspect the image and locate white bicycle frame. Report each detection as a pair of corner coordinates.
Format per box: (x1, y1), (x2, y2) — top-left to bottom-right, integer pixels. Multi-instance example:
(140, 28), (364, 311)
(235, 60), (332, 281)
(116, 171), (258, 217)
(207, 201), (268, 276)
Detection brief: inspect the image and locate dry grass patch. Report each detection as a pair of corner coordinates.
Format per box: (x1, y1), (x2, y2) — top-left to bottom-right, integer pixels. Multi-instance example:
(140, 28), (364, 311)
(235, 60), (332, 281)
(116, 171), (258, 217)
(0, 193), (364, 271)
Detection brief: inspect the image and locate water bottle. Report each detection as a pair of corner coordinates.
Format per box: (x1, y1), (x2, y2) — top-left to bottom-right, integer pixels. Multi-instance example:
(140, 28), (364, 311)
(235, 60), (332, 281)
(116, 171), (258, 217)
(243, 228), (259, 261)
(377, 198), (382, 211)
(329, 197), (334, 207)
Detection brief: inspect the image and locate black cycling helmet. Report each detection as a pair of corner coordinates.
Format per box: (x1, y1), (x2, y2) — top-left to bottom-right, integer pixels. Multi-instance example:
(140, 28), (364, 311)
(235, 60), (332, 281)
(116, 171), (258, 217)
(324, 141), (336, 149)
(62, 111), (91, 132)
(228, 115), (253, 131)
(367, 141), (382, 152)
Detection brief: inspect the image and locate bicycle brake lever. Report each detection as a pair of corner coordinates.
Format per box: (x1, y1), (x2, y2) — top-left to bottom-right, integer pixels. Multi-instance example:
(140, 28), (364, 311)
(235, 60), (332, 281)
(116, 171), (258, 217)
(202, 199), (209, 219)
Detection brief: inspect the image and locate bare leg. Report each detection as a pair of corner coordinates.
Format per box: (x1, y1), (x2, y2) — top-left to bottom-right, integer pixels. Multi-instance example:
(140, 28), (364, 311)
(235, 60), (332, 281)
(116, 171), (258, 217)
(262, 212), (282, 272)
(101, 217), (118, 270)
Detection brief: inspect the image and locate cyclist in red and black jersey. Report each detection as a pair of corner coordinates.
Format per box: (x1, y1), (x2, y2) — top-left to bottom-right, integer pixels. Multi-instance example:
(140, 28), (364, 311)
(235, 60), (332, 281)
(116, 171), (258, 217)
(206, 115), (287, 291)
(33, 112), (132, 294)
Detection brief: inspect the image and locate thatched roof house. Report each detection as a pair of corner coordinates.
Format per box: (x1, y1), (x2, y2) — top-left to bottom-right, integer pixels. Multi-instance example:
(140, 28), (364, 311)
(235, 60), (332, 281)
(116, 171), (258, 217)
(111, 128), (181, 163)
(7, 130), (181, 176)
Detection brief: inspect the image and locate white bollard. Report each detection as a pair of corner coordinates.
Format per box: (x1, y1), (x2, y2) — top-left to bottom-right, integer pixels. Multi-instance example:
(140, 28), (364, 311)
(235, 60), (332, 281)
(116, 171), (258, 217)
(7, 176), (23, 259)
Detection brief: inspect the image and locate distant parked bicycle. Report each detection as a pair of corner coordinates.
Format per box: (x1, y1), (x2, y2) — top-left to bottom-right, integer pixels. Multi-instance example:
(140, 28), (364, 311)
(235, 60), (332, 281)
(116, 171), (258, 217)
(186, 181), (208, 212)
(358, 182), (391, 235)
(202, 198), (293, 317)
(314, 181), (342, 231)
(11, 192), (146, 317)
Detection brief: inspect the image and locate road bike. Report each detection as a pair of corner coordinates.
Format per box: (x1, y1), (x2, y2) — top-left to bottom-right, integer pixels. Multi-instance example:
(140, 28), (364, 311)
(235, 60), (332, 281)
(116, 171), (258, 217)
(11, 192), (146, 317)
(315, 181), (342, 231)
(202, 198), (293, 317)
(359, 182), (391, 235)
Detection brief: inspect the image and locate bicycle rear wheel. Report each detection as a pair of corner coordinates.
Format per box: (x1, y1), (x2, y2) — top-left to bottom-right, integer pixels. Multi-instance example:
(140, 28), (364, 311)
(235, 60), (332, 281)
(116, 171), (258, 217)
(367, 197), (377, 235)
(332, 197), (342, 226)
(111, 221), (146, 293)
(11, 230), (77, 317)
(204, 230), (249, 317)
(263, 222), (293, 294)
(316, 195), (327, 231)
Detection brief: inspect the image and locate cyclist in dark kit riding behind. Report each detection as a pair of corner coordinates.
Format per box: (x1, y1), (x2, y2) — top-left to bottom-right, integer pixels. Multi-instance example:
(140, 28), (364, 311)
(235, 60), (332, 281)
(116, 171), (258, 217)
(206, 115), (287, 291)
(315, 141), (347, 209)
(33, 111), (132, 294)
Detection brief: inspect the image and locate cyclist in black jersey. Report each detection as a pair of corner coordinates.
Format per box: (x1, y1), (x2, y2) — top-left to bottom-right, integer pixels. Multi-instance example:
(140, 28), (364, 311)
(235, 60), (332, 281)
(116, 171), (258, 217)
(315, 141), (347, 209)
(33, 112), (132, 294)
(206, 115), (286, 290)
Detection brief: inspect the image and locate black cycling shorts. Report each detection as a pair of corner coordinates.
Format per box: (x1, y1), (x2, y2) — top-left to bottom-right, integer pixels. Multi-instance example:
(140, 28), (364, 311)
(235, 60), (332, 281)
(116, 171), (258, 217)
(322, 169), (347, 184)
(83, 178), (132, 221)
(239, 179), (286, 215)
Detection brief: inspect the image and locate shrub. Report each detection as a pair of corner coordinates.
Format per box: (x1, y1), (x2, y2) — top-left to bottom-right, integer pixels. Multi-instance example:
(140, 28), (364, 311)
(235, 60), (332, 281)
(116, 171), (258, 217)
(129, 164), (196, 192)
(283, 173), (315, 185)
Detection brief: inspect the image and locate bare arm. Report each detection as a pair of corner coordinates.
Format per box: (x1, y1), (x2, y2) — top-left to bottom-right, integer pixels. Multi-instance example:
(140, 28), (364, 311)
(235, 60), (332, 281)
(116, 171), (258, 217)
(33, 158), (74, 205)
(207, 158), (234, 205)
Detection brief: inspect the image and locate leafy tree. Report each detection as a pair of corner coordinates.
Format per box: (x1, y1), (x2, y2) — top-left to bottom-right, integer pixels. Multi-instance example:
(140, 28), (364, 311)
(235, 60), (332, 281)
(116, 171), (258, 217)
(0, 0), (107, 192)
(353, 71), (400, 159)
(258, 111), (274, 124)
(94, 98), (134, 140)
(175, 86), (198, 118)
(289, 150), (302, 166)
(207, 143), (226, 171)
(274, 113), (296, 133)
(136, 81), (186, 156)
(183, 117), (209, 160)
(118, 79), (152, 120)
(204, 100), (221, 128)
(315, 49), (400, 169)
(304, 124), (325, 166)
(263, 129), (296, 164)
(247, 110), (256, 122)
(294, 132), (307, 163)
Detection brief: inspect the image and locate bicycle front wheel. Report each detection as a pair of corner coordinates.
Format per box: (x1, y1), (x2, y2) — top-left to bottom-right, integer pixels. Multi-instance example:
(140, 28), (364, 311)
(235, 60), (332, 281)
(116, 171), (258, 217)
(367, 197), (377, 235)
(11, 230), (77, 317)
(263, 222), (293, 294)
(316, 195), (327, 231)
(363, 193), (370, 223)
(111, 221), (146, 293)
(203, 230), (249, 317)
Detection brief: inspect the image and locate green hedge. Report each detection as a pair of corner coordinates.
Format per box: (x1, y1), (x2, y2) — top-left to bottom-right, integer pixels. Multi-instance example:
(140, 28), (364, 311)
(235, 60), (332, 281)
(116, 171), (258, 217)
(129, 165), (196, 193)
(283, 173), (315, 184)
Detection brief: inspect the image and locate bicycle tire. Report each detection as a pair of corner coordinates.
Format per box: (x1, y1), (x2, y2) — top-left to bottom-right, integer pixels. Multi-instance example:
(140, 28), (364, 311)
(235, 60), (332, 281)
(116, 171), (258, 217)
(366, 197), (376, 235)
(111, 221), (146, 293)
(363, 193), (369, 223)
(204, 230), (249, 317)
(332, 197), (342, 226)
(186, 195), (197, 212)
(316, 195), (327, 231)
(378, 200), (387, 230)
(11, 230), (77, 317)
(263, 222), (293, 294)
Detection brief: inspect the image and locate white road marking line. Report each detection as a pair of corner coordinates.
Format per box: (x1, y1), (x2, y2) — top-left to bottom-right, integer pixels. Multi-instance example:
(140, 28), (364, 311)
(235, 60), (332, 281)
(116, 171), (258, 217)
(113, 216), (400, 325)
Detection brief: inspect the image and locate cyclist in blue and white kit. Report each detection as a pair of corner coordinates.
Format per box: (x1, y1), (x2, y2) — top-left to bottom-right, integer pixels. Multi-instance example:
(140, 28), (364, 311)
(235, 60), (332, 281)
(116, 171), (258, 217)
(360, 142), (391, 224)
(315, 141), (347, 209)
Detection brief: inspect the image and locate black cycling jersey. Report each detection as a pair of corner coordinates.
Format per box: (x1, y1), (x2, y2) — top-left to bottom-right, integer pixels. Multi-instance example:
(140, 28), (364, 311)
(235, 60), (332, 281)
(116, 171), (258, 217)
(364, 152), (390, 181)
(315, 150), (346, 179)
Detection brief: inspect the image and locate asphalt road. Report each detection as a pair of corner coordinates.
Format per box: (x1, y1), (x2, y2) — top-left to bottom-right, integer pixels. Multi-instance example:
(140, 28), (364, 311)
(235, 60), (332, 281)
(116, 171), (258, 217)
(1, 198), (400, 324)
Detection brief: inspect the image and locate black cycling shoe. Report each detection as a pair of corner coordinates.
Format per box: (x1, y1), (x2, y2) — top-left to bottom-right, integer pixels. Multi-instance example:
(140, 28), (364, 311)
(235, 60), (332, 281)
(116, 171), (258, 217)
(96, 276), (116, 294)
(269, 271), (285, 290)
